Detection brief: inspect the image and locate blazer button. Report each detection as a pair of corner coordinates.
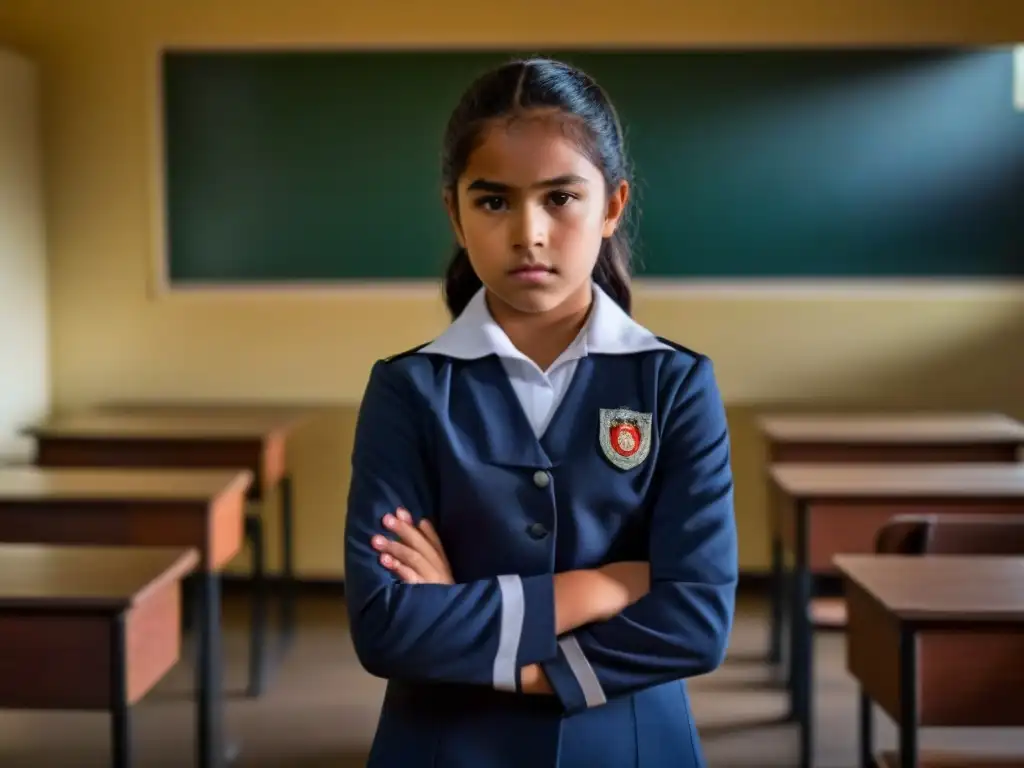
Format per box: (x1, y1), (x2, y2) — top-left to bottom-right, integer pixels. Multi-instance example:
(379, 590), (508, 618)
(532, 470), (550, 488)
(527, 522), (549, 540)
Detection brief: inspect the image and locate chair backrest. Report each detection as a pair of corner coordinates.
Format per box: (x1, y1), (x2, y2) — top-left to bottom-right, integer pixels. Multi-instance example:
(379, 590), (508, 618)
(874, 515), (932, 554)
(875, 514), (1024, 556)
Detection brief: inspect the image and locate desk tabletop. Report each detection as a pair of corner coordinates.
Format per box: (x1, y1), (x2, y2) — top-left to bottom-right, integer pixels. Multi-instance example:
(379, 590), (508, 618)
(25, 410), (300, 440)
(0, 544), (199, 611)
(771, 463), (1024, 499)
(835, 554), (1024, 622)
(0, 466), (253, 502)
(99, 401), (312, 424)
(757, 412), (1024, 444)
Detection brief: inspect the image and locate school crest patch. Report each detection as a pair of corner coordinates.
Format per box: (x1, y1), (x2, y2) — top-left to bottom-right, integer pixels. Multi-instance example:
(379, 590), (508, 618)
(599, 408), (653, 470)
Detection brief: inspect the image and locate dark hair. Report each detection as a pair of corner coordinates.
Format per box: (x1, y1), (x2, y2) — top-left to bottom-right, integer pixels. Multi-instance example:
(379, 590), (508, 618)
(440, 57), (635, 318)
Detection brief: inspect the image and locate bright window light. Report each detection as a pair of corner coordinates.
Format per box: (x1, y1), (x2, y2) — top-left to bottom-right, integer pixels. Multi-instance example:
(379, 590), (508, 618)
(1014, 45), (1024, 111)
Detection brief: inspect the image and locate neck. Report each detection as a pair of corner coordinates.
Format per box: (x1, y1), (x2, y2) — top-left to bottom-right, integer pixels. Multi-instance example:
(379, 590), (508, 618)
(487, 284), (593, 371)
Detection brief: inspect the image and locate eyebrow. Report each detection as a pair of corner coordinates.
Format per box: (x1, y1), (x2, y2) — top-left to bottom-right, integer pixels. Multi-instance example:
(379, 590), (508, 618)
(466, 174), (589, 193)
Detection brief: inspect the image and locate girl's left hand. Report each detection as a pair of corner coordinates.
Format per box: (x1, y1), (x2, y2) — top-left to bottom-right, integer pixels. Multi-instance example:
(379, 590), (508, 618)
(372, 508), (454, 585)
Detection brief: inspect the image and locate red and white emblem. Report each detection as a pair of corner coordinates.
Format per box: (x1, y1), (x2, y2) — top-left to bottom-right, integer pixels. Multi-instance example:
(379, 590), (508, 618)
(599, 408), (652, 470)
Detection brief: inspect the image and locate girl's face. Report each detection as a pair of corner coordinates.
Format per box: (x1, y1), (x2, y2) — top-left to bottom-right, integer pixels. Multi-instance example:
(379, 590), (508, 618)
(446, 111), (628, 316)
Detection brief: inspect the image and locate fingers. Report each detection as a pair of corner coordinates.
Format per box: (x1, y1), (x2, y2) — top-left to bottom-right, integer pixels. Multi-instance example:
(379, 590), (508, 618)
(378, 550), (422, 584)
(396, 509), (448, 567)
(370, 507), (454, 585)
(372, 534), (437, 582)
(384, 510), (447, 574)
(417, 519), (450, 568)
(397, 509), (441, 549)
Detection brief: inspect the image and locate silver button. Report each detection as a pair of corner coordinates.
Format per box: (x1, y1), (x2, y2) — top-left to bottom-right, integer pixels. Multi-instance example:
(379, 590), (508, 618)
(533, 470), (550, 489)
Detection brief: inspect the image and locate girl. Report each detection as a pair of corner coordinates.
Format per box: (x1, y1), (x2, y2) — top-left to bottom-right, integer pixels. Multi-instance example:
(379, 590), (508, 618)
(344, 57), (737, 768)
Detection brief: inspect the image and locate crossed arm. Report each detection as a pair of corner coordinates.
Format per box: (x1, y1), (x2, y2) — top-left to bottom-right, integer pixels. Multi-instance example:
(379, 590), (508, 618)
(344, 355), (737, 712)
(368, 506), (651, 693)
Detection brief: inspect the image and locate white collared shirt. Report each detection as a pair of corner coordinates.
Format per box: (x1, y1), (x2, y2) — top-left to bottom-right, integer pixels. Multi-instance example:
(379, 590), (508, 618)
(419, 285), (670, 438)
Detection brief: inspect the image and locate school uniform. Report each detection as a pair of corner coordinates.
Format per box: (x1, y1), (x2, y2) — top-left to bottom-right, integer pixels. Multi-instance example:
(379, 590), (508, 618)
(345, 284), (738, 768)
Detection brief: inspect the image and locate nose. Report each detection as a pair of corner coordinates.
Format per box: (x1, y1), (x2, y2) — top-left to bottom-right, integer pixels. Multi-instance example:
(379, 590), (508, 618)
(511, 202), (548, 251)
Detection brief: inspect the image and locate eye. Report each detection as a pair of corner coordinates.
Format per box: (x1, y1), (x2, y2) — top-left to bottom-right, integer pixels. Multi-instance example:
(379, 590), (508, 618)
(547, 191), (576, 207)
(473, 195), (507, 212)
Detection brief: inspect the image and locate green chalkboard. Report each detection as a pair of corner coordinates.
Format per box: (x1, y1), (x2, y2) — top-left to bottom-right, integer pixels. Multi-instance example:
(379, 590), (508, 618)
(162, 48), (1024, 283)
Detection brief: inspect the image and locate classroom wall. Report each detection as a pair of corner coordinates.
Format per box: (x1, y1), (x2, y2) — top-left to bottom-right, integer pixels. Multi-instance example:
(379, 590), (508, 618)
(0, 48), (49, 463)
(1, 0), (1023, 577)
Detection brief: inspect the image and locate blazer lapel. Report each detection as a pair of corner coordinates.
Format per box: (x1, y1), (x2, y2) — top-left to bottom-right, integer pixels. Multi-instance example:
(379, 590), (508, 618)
(449, 356), (553, 470)
(538, 356), (595, 466)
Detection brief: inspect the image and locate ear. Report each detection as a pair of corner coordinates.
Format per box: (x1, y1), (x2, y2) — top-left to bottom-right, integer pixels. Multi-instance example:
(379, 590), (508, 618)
(444, 189), (467, 248)
(601, 180), (630, 238)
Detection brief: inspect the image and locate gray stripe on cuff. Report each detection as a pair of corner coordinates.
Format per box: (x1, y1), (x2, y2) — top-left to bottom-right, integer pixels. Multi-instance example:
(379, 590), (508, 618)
(493, 574), (525, 692)
(559, 634), (607, 708)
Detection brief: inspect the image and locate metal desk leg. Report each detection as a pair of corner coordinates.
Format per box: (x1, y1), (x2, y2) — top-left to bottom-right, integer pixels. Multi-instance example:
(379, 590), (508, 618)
(279, 474), (296, 650)
(899, 626), (918, 768)
(246, 514), (269, 698)
(195, 571), (226, 768)
(769, 534), (784, 665)
(244, 472), (295, 699)
(792, 501), (814, 768)
(110, 613), (132, 768)
(859, 689), (874, 768)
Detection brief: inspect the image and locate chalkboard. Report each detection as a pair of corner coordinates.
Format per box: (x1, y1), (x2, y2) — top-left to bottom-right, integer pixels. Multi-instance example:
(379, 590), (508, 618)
(161, 48), (1024, 284)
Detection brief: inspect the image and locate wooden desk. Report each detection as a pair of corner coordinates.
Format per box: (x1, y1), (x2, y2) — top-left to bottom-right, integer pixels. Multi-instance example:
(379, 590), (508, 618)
(758, 412), (1024, 464)
(99, 402), (311, 421)
(837, 555), (1024, 768)
(0, 466), (252, 768)
(25, 407), (307, 696)
(759, 412), (1024, 663)
(0, 544), (199, 768)
(769, 463), (1024, 768)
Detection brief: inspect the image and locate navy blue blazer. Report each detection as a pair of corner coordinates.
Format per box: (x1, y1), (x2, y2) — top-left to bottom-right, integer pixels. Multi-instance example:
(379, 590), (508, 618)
(345, 289), (738, 768)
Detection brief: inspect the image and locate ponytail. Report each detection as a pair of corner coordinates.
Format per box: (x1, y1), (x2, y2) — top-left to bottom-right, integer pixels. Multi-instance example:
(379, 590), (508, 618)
(592, 231), (633, 316)
(442, 246), (483, 319)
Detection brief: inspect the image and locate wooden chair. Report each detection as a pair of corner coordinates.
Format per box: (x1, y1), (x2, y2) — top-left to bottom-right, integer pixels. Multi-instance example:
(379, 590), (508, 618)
(871, 513), (1024, 768)
(875, 513), (1024, 556)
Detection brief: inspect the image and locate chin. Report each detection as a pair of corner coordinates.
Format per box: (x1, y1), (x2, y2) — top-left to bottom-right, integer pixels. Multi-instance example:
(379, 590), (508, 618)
(490, 285), (567, 315)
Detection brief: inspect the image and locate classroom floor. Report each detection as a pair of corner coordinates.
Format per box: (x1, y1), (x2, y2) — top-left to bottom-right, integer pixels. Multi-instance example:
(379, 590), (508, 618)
(1, 592), (1020, 767)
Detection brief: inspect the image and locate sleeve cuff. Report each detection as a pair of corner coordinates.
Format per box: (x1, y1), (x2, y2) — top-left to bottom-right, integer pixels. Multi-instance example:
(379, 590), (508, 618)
(541, 634), (608, 714)
(491, 573), (557, 692)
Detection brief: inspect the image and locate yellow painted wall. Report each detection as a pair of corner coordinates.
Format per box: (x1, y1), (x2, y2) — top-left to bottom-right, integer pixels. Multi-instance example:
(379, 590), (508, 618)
(2, 0), (1023, 577)
(0, 48), (49, 464)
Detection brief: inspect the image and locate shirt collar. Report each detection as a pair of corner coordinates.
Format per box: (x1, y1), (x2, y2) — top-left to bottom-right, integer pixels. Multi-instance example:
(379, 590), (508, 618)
(418, 283), (669, 361)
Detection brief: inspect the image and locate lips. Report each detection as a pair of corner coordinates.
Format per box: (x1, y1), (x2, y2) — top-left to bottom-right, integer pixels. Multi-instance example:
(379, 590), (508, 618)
(510, 264), (555, 275)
